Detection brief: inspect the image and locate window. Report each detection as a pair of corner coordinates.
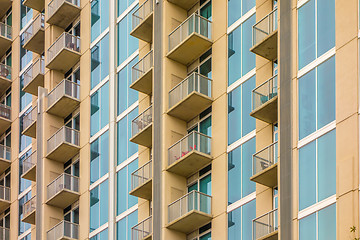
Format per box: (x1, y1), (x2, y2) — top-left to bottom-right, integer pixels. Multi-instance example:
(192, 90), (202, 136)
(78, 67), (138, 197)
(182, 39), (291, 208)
(228, 137), (255, 205)
(117, 56), (138, 115)
(0, 88), (11, 107)
(299, 204), (336, 240)
(91, 82), (109, 136)
(0, 208), (10, 231)
(187, 223), (212, 240)
(228, 14), (255, 86)
(227, 199), (256, 240)
(90, 179), (109, 232)
(90, 228), (108, 240)
(228, 0), (255, 27)
(90, 131), (109, 184)
(228, 76), (255, 145)
(64, 205), (79, 224)
(19, 191), (32, 235)
(20, 1), (32, 30)
(20, 74), (32, 111)
(117, 7), (138, 66)
(298, 56), (335, 139)
(298, 0), (335, 70)
(299, 130), (336, 211)
(19, 111), (32, 153)
(20, 35), (33, 72)
(91, 0), (109, 42)
(19, 149), (32, 193)
(116, 158), (138, 215)
(118, 0), (135, 17)
(117, 107), (138, 165)
(116, 210), (138, 240)
(91, 34), (109, 89)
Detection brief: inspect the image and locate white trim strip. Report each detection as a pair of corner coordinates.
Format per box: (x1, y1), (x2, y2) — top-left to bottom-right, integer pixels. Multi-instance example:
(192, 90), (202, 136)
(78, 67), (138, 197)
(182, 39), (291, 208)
(227, 192), (256, 213)
(89, 173), (109, 191)
(227, 7), (256, 34)
(18, 145), (32, 159)
(227, 68), (256, 93)
(115, 204), (138, 222)
(117, 1), (139, 23)
(90, 28), (110, 49)
(18, 186), (32, 200)
(90, 76), (109, 96)
(89, 222), (109, 238)
(297, 48), (336, 79)
(89, 124), (109, 144)
(298, 194), (336, 219)
(297, 0), (310, 9)
(297, 120), (336, 149)
(227, 130), (256, 153)
(116, 101), (139, 122)
(117, 50), (139, 73)
(18, 229), (31, 240)
(116, 152), (139, 172)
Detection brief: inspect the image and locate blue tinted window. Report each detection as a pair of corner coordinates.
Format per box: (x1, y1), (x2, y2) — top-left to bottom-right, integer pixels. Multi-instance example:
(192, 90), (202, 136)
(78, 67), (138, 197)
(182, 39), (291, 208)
(299, 212), (316, 240)
(228, 0), (255, 27)
(90, 228), (108, 240)
(298, 0), (315, 70)
(116, 210), (138, 240)
(91, 82), (109, 136)
(19, 191), (32, 235)
(91, 0), (109, 42)
(19, 111), (32, 153)
(20, 75), (32, 112)
(118, 0), (135, 17)
(90, 131), (109, 184)
(228, 199), (256, 240)
(317, 0), (335, 57)
(91, 34), (110, 89)
(90, 180), (109, 232)
(20, 2), (32, 30)
(19, 149), (32, 193)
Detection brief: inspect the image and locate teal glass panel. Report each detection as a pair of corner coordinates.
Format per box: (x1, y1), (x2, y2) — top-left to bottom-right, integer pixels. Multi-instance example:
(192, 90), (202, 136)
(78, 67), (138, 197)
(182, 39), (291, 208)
(318, 204), (336, 240)
(299, 140), (316, 210)
(299, 212), (316, 240)
(317, 0), (335, 57)
(298, 0), (315, 69)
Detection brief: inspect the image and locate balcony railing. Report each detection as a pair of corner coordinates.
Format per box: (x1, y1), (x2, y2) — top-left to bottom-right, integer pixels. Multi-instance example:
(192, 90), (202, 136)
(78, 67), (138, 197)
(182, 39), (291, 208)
(169, 13), (211, 52)
(0, 22), (11, 40)
(132, 50), (153, 84)
(0, 63), (11, 80)
(48, 0), (80, 20)
(23, 14), (45, 44)
(47, 126), (80, 154)
(168, 190), (211, 223)
(132, 216), (152, 240)
(132, 105), (152, 137)
(48, 79), (80, 108)
(22, 151), (36, 176)
(47, 220), (79, 240)
(23, 196), (36, 217)
(23, 106), (37, 131)
(253, 8), (278, 46)
(132, 0), (153, 30)
(47, 33), (80, 65)
(252, 75), (277, 111)
(169, 72), (212, 108)
(0, 104), (10, 120)
(0, 144), (10, 161)
(131, 160), (152, 191)
(168, 131), (211, 166)
(0, 227), (9, 239)
(253, 209), (278, 240)
(253, 141), (278, 176)
(23, 59), (45, 89)
(0, 185), (10, 202)
(47, 173), (79, 200)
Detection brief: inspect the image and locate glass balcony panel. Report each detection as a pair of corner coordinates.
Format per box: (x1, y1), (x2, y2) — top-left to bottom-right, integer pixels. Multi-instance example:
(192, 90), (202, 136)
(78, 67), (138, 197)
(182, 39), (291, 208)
(23, 58), (45, 96)
(47, 0), (81, 28)
(23, 14), (45, 54)
(253, 209), (278, 240)
(130, 105), (153, 147)
(0, 227), (9, 240)
(130, 50), (153, 95)
(22, 106), (37, 138)
(130, 160), (152, 200)
(22, 195), (36, 224)
(47, 126), (80, 162)
(47, 220), (79, 240)
(131, 0), (153, 42)
(0, 185), (10, 202)
(132, 216), (152, 240)
(0, 144), (10, 162)
(21, 151), (37, 181)
(0, 23), (12, 58)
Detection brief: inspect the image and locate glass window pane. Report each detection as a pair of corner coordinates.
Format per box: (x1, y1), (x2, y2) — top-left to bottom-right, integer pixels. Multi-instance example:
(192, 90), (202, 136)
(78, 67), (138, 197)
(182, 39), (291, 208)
(299, 212), (316, 240)
(242, 14), (256, 76)
(242, 138), (256, 197)
(299, 140), (316, 210)
(228, 147), (242, 205)
(242, 200), (256, 240)
(317, 0), (335, 57)
(228, 29), (241, 86)
(318, 204), (336, 240)
(228, 87), (241, 145)
(242, 76), (255, 136)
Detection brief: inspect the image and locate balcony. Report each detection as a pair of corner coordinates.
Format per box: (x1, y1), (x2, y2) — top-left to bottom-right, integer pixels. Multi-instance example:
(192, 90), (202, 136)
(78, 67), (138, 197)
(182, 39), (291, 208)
(250, 8), (278, 61)
(47, 220), (79, 240)
(253, 209), (278, 240)
(168, 0), (197, 10)
(23, 14), (45, 54)
(129, 160), (152, 200)
(46, 33), (81, 73)
(0, 185), (10, 211)
(168, 72), (212, 121)
(132, 216), (152, 240)
(0, 23), (12, 58)
(0, 145), (10, 173)
(21, 151), (37, 181)
(47, 79), (80, 118)
(0, 227), (9, 240)
(130, 0), (153, 43)
(0, 0), (11, 19)
(46, 126), (80, 162)
(130, 50), (153, 95)
(46, 173), (79, 208)
(22, 196), (36, 224)
(0, 104), (11, 133)
(167, 190), (212, 233)
(250, 142), (278, 188)
(23, 58), (45, 96)
(167, 13), (212, 65)
(250, 75), (278, 124)
(22, 106), (37, 138)
(0, 64), (11, 94)
(23, 0), (44, 12)
(130, 105), (152, 148)
(47, 0), (81, 28)
(167, 131), (212, 177)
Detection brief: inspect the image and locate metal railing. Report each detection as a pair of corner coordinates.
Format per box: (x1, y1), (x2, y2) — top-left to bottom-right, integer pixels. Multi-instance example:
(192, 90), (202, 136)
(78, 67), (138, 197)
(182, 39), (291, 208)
(168, 190), (211, 223)
(47, 173), (79, 200)
(132, 0), (153, 30)
(23, 195), (36, 217)
(23, 58), (45, 87)
(132, 216), (152, 240)
(168, 131), (211, 166)
(47, 220), (79, 240)
(47, 126), (80, 154)
(22, 106), (37, 131)
(0, 185), (10, 202)
(0, 227), (9, 239)
(169, 72), (212, 108)
(253, 208), (278, 240)
(132, 50), (153, 84)
(0, 104), (11, 120)
(47, 32), (80, 65)
(0, 22), (12, 40)
(48, 0), (80, 19)
(47, 79), (80, 108)
(253, 8), (278, 46)
(0, 63), (11, 80)
(252, 74), (277, 111)
(22, 151), (36, 176)
(252, 141), (278, 176)
(23, 13), (45, 44)
(169, 13), (212, 52)
(131, 160), (152, 191)
(0, 144), (10, 161)
(131, 105), (152, 137)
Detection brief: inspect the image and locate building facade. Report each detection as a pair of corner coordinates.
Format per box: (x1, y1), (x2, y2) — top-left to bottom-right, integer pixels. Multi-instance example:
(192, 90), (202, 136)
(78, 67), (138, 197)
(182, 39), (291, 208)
(0, 0), (357, 239)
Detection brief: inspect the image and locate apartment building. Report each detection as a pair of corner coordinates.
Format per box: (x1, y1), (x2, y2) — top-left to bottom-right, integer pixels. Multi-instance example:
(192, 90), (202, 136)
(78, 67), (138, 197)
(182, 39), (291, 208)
(0, 0), (356, 239)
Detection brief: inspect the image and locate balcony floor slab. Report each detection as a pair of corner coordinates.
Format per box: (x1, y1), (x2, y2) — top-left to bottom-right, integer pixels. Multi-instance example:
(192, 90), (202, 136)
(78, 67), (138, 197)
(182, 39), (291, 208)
(130, 12), (153, 43)
(46, 189), (80, 208)
(23, 29), (45, 54)
(166, 210), (212, 234)
(250, 30), (278, 61)
(129, 178), (152, 200)
(23, 72), (45, 96)
(250, 162), (278, 188)
(129, 123), (152, 148)
(21, 165), (36, 181)
(129, 67), (153, 95)
(250, 96), (278, 124)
